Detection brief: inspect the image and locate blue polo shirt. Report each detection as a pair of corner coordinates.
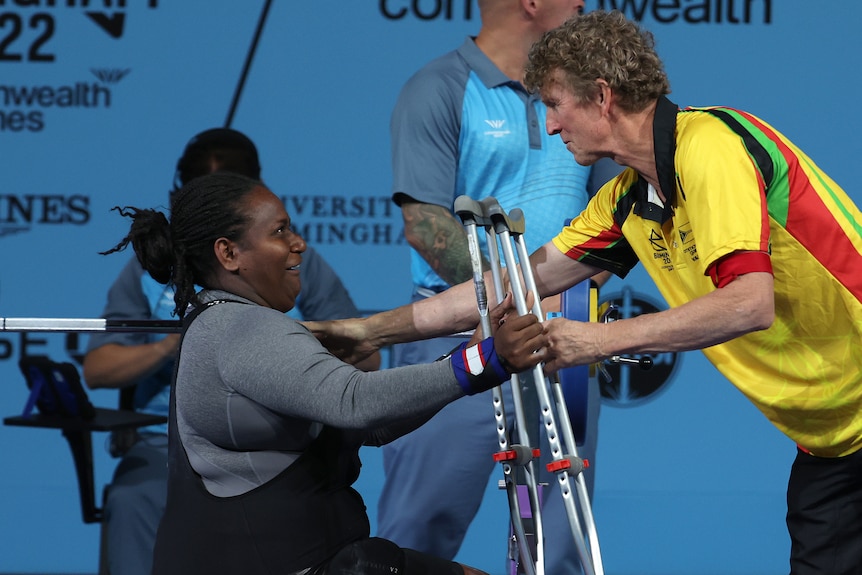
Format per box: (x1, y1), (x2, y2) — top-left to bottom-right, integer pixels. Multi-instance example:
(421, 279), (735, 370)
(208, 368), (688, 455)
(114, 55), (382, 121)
(391, 36), (591, 292)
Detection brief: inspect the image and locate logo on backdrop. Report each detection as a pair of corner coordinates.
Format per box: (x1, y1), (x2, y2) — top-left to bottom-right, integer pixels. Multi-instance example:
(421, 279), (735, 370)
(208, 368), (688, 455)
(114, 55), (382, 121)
(595, 0), (772, 23)
(0, 1), (158, 133)
(379, 0), (477, 20)
(282, 194), (407, 248)
(0, 194), (90, 238)
(599, 286), (680, 407)
(378, 0), (772, 23)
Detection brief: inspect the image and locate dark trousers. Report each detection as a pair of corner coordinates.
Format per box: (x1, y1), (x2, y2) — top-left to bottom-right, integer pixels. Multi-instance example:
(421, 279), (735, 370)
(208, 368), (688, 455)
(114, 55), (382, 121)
(787, 446), (862, 575)
(310, 538), (463, 575)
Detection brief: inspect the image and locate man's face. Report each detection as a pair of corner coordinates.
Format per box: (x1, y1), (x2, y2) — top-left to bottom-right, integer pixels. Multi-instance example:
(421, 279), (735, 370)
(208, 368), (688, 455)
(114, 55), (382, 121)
(536, 0), (585, 33)
(541, 72), (605, 166)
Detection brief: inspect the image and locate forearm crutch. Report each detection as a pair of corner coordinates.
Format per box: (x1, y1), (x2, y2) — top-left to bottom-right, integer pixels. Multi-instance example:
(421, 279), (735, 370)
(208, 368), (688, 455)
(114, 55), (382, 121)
(455, 196), (544, 575)
(457, 196), (604, 575)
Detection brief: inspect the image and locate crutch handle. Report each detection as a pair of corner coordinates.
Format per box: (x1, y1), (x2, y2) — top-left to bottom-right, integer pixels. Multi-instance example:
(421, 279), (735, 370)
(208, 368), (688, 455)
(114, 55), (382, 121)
(454, 196), (491, 226)
(481, 197), (526, 235)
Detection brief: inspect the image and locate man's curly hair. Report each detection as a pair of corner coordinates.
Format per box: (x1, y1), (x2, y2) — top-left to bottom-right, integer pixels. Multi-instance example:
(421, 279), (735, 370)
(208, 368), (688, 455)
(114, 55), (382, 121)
(524, 10), (670, 112)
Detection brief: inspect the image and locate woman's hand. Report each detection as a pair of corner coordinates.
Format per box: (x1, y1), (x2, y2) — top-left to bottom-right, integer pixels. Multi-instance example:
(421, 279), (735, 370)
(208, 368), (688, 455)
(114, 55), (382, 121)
(489, 292), (547, 373)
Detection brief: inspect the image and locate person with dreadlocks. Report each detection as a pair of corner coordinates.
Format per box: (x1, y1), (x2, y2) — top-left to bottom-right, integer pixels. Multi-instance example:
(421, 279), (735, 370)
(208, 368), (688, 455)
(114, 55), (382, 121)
(102, 171), (544, 575)
(83, 128), (378, 575)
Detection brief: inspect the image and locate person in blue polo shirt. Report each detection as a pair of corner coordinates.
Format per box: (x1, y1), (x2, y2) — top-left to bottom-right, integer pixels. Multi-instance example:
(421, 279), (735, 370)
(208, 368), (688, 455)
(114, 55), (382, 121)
(378, 1), (619, 572)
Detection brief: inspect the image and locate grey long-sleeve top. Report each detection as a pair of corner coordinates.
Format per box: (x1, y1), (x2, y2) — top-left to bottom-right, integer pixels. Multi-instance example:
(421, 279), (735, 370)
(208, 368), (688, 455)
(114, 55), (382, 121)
(176, 290), (466, 497)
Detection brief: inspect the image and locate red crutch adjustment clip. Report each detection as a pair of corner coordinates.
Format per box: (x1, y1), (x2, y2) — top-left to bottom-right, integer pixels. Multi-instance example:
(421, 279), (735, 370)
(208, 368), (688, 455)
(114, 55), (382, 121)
(547, 456), (588, 475)
(493, 446), (539, 466)
(493, 451), (517, 462)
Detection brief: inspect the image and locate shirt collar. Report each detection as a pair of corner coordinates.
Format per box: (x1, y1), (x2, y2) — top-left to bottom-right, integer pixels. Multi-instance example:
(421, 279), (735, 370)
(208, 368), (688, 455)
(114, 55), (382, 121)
(634, 95), (679, 223)
(456, 36), (524, 92)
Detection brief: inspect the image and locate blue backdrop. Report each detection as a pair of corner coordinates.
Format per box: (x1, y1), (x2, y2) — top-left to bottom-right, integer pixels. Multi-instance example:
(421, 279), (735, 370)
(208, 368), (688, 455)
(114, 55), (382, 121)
(1, 1), (859, 573)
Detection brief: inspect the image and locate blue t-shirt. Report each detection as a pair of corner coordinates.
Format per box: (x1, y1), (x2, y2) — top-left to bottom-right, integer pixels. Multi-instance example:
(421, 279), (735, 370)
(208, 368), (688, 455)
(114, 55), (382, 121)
(391, 36), (592, 292)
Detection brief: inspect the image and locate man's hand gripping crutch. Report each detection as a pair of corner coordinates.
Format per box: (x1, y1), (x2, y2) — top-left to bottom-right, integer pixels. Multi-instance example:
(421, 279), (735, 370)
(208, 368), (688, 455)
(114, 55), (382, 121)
(455, 195), (604, 575)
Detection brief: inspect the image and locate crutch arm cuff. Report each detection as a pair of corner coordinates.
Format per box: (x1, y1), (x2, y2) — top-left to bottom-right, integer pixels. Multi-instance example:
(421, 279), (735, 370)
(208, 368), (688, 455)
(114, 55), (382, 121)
(448, 338), (509, 395)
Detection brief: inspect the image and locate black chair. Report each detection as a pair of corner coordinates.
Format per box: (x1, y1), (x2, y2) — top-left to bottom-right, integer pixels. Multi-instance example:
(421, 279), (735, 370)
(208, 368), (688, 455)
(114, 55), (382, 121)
(4, 356), (166, 573)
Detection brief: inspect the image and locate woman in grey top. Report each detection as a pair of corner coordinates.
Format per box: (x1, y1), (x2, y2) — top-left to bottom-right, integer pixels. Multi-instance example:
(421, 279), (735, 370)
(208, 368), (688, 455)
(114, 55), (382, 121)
(100, 172), (545, 575)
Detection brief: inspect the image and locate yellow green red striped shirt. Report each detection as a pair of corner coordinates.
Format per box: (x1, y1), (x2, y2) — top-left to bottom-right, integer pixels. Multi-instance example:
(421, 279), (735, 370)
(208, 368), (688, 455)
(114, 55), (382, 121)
(553, 97), (862, 457)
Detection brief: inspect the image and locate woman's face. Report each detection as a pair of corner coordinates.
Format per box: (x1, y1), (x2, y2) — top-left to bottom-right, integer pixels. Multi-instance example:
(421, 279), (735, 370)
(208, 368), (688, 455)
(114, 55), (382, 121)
(230, 185), (306, 313)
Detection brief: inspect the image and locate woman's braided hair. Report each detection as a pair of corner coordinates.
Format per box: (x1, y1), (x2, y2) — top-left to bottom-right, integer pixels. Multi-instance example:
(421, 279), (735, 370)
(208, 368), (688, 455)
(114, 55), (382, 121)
(101, 172), (260, 318)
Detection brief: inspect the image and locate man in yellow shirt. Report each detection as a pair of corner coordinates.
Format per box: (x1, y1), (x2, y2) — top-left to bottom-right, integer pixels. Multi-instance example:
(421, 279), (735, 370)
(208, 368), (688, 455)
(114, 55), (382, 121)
(308, 10), (862, 574)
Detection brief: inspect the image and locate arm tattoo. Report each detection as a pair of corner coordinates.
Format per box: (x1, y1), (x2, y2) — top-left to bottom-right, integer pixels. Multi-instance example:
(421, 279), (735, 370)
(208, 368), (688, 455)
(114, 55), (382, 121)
(402, 201), (488, 286)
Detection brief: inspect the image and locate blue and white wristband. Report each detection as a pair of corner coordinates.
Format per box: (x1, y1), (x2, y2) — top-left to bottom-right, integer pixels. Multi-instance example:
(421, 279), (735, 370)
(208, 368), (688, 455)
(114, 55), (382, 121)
(448, 338), (511, 395)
